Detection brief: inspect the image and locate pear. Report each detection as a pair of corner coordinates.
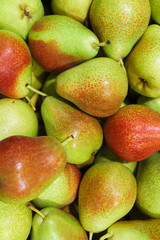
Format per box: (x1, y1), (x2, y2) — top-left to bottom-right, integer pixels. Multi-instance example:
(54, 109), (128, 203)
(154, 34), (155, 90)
(125, 24), (160, 98)
(41, 96), (103, 164)
(28, 14), (100, 73)
(78, 162), (137, 235)
(104, 104), (160, 162)
(42, 73), (59, 97)
(89, 0), (151, 62)
(0, 98), (38, 140)
(51, 0), (92, 23)
(99, 219), (160, 240)
(0, 200), (32, 240)
(136, 151), (160, 218)
(32, 163), (81, 209)
(30, 206), (88, 240)
(0, 135), (67, 203)
(0, 30), (32, 98)
(149, 0), (160, 24)
(137, 95), (160, 113)
(55, 57), (128, 117)
(0, 0), (44, 39)
(94, 141), (137, 173)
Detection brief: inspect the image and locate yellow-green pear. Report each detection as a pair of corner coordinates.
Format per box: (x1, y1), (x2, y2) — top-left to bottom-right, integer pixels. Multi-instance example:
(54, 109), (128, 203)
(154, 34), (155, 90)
(0, 200), (32, 240)
(149, 0), (160, 24)
(89, 0), (151, 61)
(125, 24), (160, 98)
(51, 0), (92, 23)
(0, 98), (38, 140)
(137, 95), (160, 114)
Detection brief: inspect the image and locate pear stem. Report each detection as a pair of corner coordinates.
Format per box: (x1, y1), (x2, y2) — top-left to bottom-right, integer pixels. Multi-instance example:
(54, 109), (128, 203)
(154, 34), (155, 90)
(27, 204), (45, 219)
(118, 58), (127, 75)
(89, 232), (94, 240)
(99, 232), (113, 240)
(25, 96), (36, 111)
(91, 41), (110, 48)
(61, 135), (74, 146)
(26, 84), (47, 97)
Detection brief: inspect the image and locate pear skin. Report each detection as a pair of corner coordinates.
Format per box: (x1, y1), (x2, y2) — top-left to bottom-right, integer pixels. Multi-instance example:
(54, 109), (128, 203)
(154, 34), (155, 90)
(0, 30), (32, 98)
(55, 57), (128, 117)
(0, 200), (32, 240)
(78, 162), (137, 233)
(125, 24), (160, 98)
(41, 96), (103, 164)
(31, 207), (88, 240)
(104, 104), (160, 162)
(150, 0), (160, 24)
(136, 151), (160, 218)
(28, 15), (100, 73)
(51, 0), (92, 23)
(101, 219), (160, 240)
(89, 0), (151, 61)
(32, 163), (81, 209)
(0, 135), (67, 203)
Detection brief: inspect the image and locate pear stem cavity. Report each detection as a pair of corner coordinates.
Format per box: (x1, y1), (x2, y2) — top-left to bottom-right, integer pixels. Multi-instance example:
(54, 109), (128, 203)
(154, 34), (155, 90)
(25, 84), (48, 97)
(91, 41), (110, 48)
(99, 232), (114, 240)
(61, 135), (74, 146)
(89, 232), (94, 240)
(27, 204), (45, 219)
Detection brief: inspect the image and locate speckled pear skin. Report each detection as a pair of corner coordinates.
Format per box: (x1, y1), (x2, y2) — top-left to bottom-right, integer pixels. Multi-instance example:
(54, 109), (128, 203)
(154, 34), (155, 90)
(136, 152), (160, 218)
(104, 104), (160, 162)
(41, 96), (103, 164)
(89, 0), (151, 61)
(32, 163), (81, 209)
(125, 24), (160, 98)
(78, 162), (137, 233)
(0, 200), (32, 240)
(51, 0), (92, 23)
(31, 207), (88, 240)
(0, 135), (67, 203)
(0, 30), (32, 98)
(55, 57), (128, 117)
(105, 219), (160, 240)
(28, 15), (100, 73)
(150, 0), (160, 24)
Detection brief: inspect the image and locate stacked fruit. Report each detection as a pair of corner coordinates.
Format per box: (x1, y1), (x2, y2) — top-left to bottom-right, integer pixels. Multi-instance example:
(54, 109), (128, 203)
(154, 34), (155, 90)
(0, 0), (160, 240)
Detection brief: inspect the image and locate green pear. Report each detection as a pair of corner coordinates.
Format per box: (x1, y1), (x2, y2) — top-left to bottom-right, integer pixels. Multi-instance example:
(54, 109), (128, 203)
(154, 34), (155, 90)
(94, 142), (137, 173)
(136, 152), (160, 218)
(149, 0), (160, 24)
(42, 73), (59, 97)
(0, 135), (67, 203)
(41, 96), (103, 164)
(99, 219), (160, 240)
(78, 162), (137, 235)
(51, 0), (92, 23)
(55, 57), (128, 117)
(0, 30), (32, 98)
(125, 24), (160, 98)
(28, 14), (100, 73)
(137, 95), (160, 113)
(32, 163), (81, 209)
(0, 0), (44, 39)
(89, 0), (151, 61)
(0, 200), (32, 240)
(30, 206), (88, 240)
(0, 98), (38, 140)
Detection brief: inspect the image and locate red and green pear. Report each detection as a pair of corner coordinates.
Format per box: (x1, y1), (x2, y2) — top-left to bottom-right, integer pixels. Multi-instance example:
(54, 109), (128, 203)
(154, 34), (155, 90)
(32, 163), (81, 209)
(28, 15), (100, 73)
(0, 30), (32, 99)
(78, 162), (137, 235)
(41, 96), (103, 164)
(55, 57), (128, 117)
(103, 104), (160, 162)
(0, 135), (67, 204)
